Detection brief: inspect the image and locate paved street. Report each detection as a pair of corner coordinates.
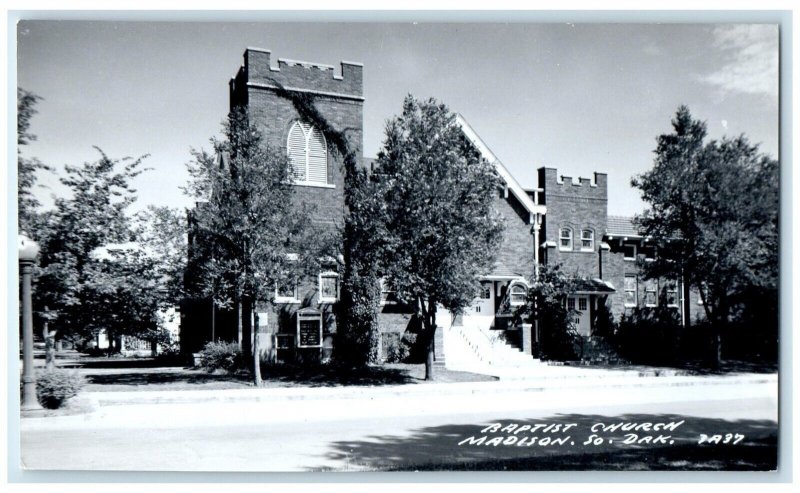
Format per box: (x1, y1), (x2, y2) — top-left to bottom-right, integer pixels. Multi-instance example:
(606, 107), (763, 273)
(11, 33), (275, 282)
(20, 375), (778, 471)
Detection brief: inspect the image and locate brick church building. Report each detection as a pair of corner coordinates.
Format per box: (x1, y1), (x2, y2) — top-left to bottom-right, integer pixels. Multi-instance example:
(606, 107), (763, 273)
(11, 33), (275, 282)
(181, 48), (701, 368)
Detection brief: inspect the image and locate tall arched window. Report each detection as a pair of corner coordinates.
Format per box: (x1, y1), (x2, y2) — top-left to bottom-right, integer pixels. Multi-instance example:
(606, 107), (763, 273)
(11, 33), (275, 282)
(559, 227), (573, 251)
(581, 229), (594, 251)
(287, 121), (328, 185)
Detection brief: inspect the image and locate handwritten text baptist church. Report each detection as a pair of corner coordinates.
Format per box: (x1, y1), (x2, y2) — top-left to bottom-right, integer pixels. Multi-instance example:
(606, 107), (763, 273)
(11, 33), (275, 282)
(457, 420), (687, 448)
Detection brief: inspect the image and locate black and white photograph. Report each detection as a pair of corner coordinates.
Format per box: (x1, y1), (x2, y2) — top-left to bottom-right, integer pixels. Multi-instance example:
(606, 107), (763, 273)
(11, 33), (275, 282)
(10, 11), (787, 479)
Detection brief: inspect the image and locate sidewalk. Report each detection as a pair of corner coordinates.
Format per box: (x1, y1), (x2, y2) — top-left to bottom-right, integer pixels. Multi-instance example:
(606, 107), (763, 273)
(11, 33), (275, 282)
(79, 369), (776, 407)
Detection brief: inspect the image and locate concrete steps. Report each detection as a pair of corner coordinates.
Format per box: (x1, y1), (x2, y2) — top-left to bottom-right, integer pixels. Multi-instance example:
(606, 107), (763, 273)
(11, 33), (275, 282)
(444, 321), (546, 373)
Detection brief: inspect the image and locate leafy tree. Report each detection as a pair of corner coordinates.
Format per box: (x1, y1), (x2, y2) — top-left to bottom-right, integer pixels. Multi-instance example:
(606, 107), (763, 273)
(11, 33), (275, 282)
(335, 168), (386, 366)
(134, 205), (188, 304)
(84, 242), (173, 355)
(17, 92), (180, 354)
(17, 88), (51, 239)
(632, 106), (779, 367)
(185, 109), (319, 385)
(514, 264), (580, 361)
(38, 148), (149, 346)
(375, 95), (505, 380)
(79, 206), (189, 355)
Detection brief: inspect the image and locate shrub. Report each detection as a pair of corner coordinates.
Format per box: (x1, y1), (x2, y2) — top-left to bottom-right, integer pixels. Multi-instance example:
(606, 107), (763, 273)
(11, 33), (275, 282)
(155, 344), (188, 366)
(382, 332), (417, 363)
(516, 265), (582, 361)
(198, 341), (245, 373)
(615, 305), (682, 365)
(36, 369), (86, 409)
(538, 312), (581, 361)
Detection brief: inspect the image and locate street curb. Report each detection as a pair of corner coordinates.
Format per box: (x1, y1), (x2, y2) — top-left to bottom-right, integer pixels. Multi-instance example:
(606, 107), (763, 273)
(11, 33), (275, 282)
(81, 373), (777, 408)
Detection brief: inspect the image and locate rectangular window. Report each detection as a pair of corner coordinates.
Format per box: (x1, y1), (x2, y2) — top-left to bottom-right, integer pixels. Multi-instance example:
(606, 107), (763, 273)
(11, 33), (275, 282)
(276, 279), (299, 303)
(480, 283), (491, 299)
(624, 275), (637, 307)
(567, 297), (576, 311)
(559, 228), (573, 251)
(319, 272), (339, 302)
(641, 245), (656, 262)
(623, 244), (637, 261)
(578, 297), (587, 311)
(666, 280), (679, 308)
(581, 230), (594, 251)
(644, 280), (657, 307)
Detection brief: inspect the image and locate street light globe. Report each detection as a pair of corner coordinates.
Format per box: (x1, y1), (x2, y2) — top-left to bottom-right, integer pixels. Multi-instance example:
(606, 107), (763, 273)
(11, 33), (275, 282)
(18, 234), (40, 262)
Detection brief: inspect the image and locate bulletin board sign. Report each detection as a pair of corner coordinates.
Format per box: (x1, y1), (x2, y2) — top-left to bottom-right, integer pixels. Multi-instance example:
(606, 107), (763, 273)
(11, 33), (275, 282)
(297, 313), (322, 348)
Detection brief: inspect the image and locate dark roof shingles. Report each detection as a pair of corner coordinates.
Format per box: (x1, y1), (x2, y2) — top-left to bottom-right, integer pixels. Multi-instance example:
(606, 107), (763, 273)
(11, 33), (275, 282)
(606, 215), (642, 237)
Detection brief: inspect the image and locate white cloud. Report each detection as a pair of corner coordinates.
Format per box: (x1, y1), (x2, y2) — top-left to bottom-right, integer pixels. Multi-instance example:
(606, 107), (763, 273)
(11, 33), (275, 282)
(700, 24), (778, 99)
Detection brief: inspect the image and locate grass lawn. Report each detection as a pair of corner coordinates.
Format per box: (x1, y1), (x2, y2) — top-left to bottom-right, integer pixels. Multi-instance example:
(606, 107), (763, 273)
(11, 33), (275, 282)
(39, 351), (495, 392)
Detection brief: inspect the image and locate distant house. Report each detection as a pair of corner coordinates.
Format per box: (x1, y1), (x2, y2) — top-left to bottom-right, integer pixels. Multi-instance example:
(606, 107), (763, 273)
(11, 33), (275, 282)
(90, 242), (180, 355)
(181, 48), (702, 367)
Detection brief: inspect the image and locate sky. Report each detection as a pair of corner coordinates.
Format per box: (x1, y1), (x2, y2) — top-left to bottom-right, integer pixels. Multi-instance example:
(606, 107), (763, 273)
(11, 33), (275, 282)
(16, 21), (779, 217)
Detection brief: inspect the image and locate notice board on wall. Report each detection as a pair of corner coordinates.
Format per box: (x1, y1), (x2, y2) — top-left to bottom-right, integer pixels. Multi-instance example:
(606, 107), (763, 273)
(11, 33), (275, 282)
(297, 317), (322, 348)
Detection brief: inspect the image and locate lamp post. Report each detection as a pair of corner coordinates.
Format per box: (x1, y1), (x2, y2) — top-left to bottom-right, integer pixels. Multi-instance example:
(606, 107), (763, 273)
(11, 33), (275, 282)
(19, 233), (42, 411)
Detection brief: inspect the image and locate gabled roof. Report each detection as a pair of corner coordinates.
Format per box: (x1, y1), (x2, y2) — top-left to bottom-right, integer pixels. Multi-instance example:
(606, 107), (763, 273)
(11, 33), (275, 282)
(485, 264), (527, 281)
(573, 278), (616, 294)
(606, 215), (643, 238)
(455, 114), (547, 224)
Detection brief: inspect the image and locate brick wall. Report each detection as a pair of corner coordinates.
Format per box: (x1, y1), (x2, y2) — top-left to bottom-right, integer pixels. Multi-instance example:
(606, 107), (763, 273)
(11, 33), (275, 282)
(232, 48), (364, 226)
(602, 242), (705, 324)
(601, 245), (636, 320)
(228, 49), (425, 357)
(229, 49), (364, 354)
(537, 166), (696, 326)
(241, 48), (363, 98)
(492, 190), (536, 278)
(539, 167), (607, 278)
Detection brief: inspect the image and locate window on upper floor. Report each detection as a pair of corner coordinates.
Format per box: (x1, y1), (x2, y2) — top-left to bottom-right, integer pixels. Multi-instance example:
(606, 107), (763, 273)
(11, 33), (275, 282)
(623, 244), (637, 261)
(319, 271), (339, 303)
(287, 121), (329, 186)
(644, 279), (658, 307)
(276, 278), (299, 303)
(559, 228), (573, 251)
(624, 275), (638, 307)
(479, 282), (492, 300)
(641, 245), (656, 262)
(581, 229), (594, 251)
